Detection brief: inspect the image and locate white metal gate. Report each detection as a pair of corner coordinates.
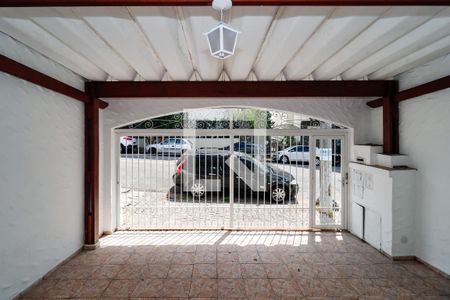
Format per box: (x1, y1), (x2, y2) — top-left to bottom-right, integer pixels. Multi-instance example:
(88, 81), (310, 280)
(116, 128), (347, 230)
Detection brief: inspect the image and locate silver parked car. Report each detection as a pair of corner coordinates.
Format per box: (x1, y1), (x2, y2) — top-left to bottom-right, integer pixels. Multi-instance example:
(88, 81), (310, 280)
(146, 138), (193, 155)
(274, 145), (321, 166)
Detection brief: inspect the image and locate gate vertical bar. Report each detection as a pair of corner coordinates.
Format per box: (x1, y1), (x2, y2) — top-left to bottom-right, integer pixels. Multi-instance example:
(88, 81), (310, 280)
(309, 135), (315, 228)
(229, 113), (234, 228)
(84, 82), (100, 249)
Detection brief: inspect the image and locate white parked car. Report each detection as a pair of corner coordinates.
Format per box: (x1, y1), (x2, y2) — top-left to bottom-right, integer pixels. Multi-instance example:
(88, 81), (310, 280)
(120, 136), (138, 153)
(146, 138), (193, 155)
(274, 145), (321, 166)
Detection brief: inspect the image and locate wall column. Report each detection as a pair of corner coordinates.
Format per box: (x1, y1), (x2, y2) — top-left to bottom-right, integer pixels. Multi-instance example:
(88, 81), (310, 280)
(84, 82), (100, 249)
(383, 81), (399, 154)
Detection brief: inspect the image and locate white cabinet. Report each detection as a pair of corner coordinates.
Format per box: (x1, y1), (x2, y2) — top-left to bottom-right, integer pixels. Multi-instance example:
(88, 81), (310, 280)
(349, 162), (416, 257)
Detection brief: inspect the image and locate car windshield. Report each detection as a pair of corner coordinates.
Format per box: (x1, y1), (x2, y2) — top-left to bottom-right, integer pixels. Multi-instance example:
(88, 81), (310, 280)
(237, 152), (271, 174)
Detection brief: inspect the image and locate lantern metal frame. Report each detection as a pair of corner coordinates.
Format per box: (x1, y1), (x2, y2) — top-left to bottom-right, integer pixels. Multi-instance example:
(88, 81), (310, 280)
(204, 0), (240, 60)
(204, 22), (240, 60)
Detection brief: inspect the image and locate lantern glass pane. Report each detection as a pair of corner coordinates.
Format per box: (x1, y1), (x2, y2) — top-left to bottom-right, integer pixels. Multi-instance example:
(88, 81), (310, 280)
(222, 27), (237, 53)
(207, 27), (221, 54)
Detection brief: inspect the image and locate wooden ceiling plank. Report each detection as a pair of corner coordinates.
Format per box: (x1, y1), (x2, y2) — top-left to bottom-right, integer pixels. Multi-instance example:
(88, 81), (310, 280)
(343, 8), (450, 80)
(313, 6), (441, 80)
(178, 6), (221, 81)
(224, 6), (277, 81)
(129, 6), (193, 80)
(76, 6), (165, 80)
(285, 6), (387, 80)
(253, 6), (332, 80)
(369, 34), (450, 79)
(28, 7), (136, 80)
(0, 9), (107, 80)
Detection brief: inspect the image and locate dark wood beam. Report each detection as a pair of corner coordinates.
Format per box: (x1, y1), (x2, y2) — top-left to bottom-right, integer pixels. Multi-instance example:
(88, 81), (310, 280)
(91, 80), (393, 98)
(0, 54), (109, 109)
(367, 97), (383, 108)
(84, 82), (100, 249)
(367, 75), (450, 108)
(0, 54), (89, 103)
(382, 81), (399, 154)
(1, 0), (449, 6)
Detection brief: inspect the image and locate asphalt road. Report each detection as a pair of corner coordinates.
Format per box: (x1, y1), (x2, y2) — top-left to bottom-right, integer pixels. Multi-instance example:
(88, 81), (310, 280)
(119, 154), (342, 203)
(118, 154), (343, 228)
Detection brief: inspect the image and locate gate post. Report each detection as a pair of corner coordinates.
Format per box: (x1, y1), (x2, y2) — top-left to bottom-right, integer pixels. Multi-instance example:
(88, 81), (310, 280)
(84, 82), (100, 249)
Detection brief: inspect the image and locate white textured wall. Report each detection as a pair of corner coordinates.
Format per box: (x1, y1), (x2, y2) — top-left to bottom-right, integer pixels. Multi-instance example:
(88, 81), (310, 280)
(399, 90), (450, 274)
(0, 72), (84, 299)
(367, 55), (450, 275)
(100, 97), (372, 233)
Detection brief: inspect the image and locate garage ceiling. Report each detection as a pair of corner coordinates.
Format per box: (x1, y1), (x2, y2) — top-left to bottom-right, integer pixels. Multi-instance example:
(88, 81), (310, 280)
(0, 6), (449, 82)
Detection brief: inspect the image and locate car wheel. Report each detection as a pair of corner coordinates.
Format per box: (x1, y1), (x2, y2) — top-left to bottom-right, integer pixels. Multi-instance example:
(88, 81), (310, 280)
(191, 182), (206, 198)
(315, 157), (320, 166)
(279, 155), (290, 164)
(271, 186), (288, 203)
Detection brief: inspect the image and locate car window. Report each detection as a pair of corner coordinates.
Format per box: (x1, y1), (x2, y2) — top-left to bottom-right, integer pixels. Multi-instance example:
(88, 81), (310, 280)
(162, 139), (174, 144)
(239, 157), (254, 171)
(303, 146), (310, 152)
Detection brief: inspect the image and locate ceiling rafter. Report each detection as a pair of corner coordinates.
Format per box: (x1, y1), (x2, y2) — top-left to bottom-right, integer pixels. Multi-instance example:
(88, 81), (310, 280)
(251, 6), (285, 79)
(369, 34), (450, 79)
(224, 6), (277, 80)
(176, 6), (222, 80)
(175, 6), (197, 79)
(0, 8), (108, 80)
(285, 6), (387, 80)
(279, 5), (333, 80)
(67, 7), (138, 81)
(313, 6), (442, 80)
(342, 8), (450, 80)
(31, 7), (136, 80)
(76, 6), (164, 80)
(126, 6), (168, 81)
(254, 6), (334, 80)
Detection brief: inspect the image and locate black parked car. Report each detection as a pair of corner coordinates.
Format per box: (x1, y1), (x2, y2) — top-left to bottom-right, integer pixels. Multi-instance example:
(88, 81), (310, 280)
(173, 150), (298, 203)
(221, 142), (265, 157)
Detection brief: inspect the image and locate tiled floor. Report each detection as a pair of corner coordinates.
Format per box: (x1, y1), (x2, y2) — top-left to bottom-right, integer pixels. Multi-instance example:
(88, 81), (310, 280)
(21, 231), (450, 299)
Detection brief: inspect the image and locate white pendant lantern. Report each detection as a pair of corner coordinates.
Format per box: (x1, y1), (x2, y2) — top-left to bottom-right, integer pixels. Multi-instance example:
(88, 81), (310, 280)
(204, 0), (240, 60)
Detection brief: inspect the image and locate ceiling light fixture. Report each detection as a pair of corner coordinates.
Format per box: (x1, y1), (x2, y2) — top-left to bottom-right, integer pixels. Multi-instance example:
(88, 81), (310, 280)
(204, 0), (240, 60)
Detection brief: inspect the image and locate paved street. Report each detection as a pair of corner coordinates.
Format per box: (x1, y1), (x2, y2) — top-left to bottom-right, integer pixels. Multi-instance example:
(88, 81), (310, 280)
(119, 154), (342, 229)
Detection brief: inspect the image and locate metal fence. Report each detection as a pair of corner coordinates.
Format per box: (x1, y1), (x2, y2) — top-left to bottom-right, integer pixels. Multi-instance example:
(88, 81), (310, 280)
(117, 129), (346, 230)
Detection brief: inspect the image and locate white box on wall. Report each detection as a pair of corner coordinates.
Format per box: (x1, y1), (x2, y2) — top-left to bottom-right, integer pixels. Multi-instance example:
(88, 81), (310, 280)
(353, 145), (383, 165)
(349, 162), (416, 258)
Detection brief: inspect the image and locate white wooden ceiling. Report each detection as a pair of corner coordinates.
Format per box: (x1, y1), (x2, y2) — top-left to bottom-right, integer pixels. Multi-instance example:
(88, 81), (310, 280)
(0, 6), (449, 82)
